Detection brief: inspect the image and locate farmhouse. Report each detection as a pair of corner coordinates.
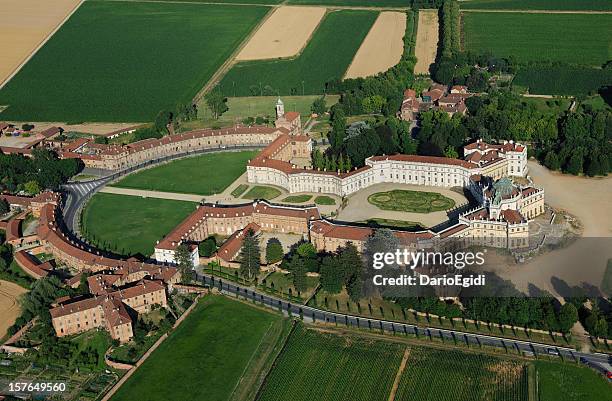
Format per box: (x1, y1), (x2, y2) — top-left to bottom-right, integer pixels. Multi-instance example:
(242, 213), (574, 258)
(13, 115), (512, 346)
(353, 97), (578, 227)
(400, 84), (471, 122)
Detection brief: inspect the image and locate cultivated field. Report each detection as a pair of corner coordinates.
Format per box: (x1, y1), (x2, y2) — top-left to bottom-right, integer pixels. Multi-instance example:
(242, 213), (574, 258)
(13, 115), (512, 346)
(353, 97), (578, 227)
(257, 324), (405, 401)
(236, 6), (326, 61)
(368, 189), (456, 213)
(111, 296), (287, 401)
(111, 151), (257, 195)
(81, 194), (196, 257)
(413, 10), (439, 74)
(0, 280), (27, 339)
(0, 0), (82, 88)
(344, 12), (407, 79)
(462, 13), (612, 66)
(459, 0), (612, 11)
(287, 0), (411, 6)
(0, 1), (268, 122)
(394, 348), (529, 401)
(535, 360), (612, 401)
(217, 10), (377, 96)
(513, 65), (612, 96)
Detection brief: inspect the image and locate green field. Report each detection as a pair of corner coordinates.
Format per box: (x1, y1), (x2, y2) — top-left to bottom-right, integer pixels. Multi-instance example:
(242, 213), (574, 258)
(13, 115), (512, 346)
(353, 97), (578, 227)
(110, 296), (287, 401)
(286, 0), (411, 6)
(0, 1), (268, 122)
(112, 151), (257, 195)
(460, 0), (612, 11)
(199, 95), (340, 120)
(281, 195), (313, 203)
(243, 185), (282, 199)
(314, 195), (336, 205)
(359, 218), (424, 230)
(462, 13), (612, 66)
(81, 193), (196, 256)
(395, 348), (529, 401)
(217, 10), (377, 96)
(513, 65), (612, 95)
(368, 189), (455, 213)
(257, 324), (405, 401)
(535, 360), (612, 401)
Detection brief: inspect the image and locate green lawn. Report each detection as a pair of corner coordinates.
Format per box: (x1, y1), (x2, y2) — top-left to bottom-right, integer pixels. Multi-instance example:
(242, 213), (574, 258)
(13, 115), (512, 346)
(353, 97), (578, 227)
(368, 189), (455, 213)
(281, 195), (313, 203)
(0, 1), (268, 122)
(231, 184), (250, 197)
(112, 151), (257, 195)
(261, 271), (319, 300)
(199, 95), (340, 121)
(217, 10), (377, 96)
(110, 296), (285, 401)
(462, 13), (612, 66)
(513, 65), (612, 96)
(243, 185), (282, 200)
(460, 0), (612, 11)
(257, 323), (405, 401)
(81, 193), (196, 257)
(314, 195), (336, 205)
(535, 360), (612, 401)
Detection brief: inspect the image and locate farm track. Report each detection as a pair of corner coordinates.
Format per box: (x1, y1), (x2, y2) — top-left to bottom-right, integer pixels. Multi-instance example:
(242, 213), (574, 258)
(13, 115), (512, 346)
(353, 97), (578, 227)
(461, 9), (612, 14)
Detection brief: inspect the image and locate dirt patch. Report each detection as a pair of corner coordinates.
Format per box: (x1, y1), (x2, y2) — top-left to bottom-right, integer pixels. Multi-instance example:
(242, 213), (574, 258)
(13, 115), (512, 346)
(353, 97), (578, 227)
(414, 9), (439, 75)
(236, 6), (326, 61)
(4, 122), (141, 135)
(0, 280), (27, 339)
(344, 12), (407, 79)
(0, 0), (83, 88)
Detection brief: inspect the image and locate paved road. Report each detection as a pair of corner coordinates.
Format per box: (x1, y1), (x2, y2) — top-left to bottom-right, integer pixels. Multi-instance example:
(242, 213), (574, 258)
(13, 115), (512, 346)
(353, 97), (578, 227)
(195, 272), (612, 369)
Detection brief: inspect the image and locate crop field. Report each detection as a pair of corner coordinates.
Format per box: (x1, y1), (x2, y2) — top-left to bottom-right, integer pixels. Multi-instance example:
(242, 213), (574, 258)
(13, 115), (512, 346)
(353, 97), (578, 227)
(111, 151), (257, 195)
(462, 13), (612, 66)
(368, 189), (455, 213)
(257, 324), (405, 401)
(0, 1), (268, 122)
(534, 360), (612, 401)
(217, 10), (377, 97)
(286, 0), (411, 6)
(394, 348), (529, 401)
(111, 296), (287, 401)
(81, 193), (196, 257)
(513, 65), (612, 96)
(459, 0), (612, 11)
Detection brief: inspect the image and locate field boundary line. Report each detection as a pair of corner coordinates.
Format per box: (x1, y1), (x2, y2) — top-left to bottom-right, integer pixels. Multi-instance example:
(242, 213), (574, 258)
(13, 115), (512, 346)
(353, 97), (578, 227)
(387, 346), (411, 401)
(193, 5), (279, 102)
(0, 0), (85, 90)
(461, 9), (612, 14)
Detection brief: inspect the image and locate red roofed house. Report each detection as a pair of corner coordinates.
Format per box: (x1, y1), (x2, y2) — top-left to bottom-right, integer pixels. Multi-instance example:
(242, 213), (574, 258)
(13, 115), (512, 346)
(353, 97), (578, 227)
(274, 98), (301, 134)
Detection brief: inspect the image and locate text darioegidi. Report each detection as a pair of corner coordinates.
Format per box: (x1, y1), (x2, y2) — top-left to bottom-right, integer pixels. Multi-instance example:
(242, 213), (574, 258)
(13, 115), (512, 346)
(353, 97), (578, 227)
(371, 249), (487, 288)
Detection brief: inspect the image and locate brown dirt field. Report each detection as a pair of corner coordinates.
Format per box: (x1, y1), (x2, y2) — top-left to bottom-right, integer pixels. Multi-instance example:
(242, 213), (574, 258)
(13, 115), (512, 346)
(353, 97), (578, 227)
(344, 12), (407, 79)
(236, 6), (326, 61)
(0, 0), (83, 88)
(414, 9), (439, 75)
(4, 121), (141, 135)
(0, 280), (27, 339)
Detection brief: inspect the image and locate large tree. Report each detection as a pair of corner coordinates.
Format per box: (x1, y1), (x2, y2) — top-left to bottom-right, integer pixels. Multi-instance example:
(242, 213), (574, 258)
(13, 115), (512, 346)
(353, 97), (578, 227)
(0, 198), (9, 215)
(339, 243), (363, 302)
(205, 91), (228, 120)
(289, 254), (307, 293)
(175, 243), (194, 284)
(265, 238), (284, 264)
(198, 237), (217, 258)
(238, 229), (260, 279)
(319, 256), (343, 294)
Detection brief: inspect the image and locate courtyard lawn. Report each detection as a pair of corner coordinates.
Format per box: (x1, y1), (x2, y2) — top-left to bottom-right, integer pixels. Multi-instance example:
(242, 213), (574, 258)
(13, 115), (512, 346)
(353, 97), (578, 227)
(110, 296), (287, 401)
(367, 189), (455, 213)
(198, 95), (340, 121)
(81, 193), (196, 257)
(314, 195), (336, 205)
(281, 195), (312, 203)
(243, 185), (282, 200)
(111, 151), (257, 195)
(359, 218), (424, 230)
(217, 10), (377, 96)
(0, 1), (268, 122)
(231, 184), (250, 197)
(462, 13), (612, 66)
(535, 360), (612, 401)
